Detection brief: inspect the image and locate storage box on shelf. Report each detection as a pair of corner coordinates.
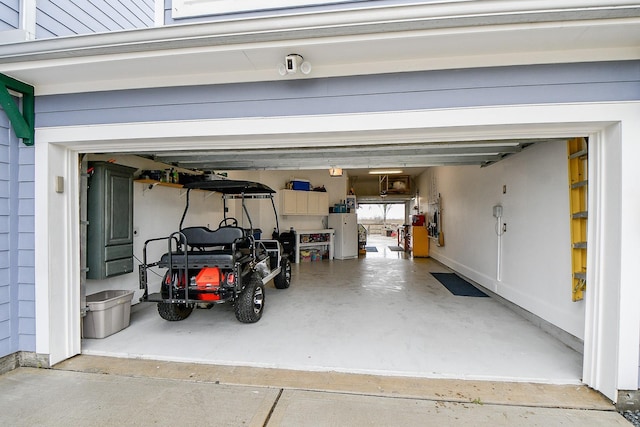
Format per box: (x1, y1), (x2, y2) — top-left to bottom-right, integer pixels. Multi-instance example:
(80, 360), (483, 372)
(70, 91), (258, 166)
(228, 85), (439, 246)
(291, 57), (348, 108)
(295, 229), (335, 263)
(291, 179), (312, 191)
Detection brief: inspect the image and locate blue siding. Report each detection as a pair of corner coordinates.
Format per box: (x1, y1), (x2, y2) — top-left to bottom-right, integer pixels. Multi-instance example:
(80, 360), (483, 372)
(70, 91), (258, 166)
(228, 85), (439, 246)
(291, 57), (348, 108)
(0, 0), (20, 31)
(0, 108), (10, 358)
(36, 61), (640, 127)
(35, 0), (154, 39)
(0, 96), (36, 358)
(16, 138), (34, 351)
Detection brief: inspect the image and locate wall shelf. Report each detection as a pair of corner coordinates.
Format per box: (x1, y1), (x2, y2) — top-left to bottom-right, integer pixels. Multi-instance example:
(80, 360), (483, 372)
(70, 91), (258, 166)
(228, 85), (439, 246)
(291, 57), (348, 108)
(295, 229), (334, 263)
(135, 179), (183, 191)
(135, 179), (214, 198)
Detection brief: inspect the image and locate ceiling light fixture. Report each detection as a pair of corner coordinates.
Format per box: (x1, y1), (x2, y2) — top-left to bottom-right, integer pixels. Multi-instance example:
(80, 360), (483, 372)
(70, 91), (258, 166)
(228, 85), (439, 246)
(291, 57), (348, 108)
(278, 54), (311, 76)
(369, 169), (403, 175)
(329, 167), (343, 177)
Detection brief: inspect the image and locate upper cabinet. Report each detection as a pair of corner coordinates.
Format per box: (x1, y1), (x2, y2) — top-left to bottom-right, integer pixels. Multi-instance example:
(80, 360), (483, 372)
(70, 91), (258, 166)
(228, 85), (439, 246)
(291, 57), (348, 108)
(307, 191), (328, 215)
(281, 190), (328, 216)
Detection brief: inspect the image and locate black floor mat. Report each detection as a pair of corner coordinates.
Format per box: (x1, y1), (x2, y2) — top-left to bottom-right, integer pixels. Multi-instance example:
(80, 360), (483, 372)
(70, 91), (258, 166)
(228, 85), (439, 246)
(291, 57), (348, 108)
(431, 273), (489, 297)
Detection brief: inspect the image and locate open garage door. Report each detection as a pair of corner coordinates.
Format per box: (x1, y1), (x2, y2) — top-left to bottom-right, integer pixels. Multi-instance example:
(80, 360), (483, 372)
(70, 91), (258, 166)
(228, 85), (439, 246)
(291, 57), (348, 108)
(33, 105), (640, 402)
(78, 133), (586, 386)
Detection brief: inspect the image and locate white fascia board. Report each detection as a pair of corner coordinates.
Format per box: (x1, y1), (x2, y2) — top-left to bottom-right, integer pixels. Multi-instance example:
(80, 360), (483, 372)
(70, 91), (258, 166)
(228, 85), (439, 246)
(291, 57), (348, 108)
(5, 18), (640, 95)
(0, 1), (639, 61)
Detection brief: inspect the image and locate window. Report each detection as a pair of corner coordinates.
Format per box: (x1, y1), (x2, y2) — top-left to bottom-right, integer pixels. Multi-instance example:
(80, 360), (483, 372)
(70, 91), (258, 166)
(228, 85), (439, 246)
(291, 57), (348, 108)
(173, 0), (356, 18)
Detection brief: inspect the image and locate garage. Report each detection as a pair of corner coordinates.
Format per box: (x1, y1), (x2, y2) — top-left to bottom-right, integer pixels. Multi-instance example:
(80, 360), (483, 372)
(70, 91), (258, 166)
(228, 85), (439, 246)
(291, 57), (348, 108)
(31, 92), (640, 402)
(1, 0), (638, 404)
(32, 92), (636, 402)
(77, 136), (583, 384)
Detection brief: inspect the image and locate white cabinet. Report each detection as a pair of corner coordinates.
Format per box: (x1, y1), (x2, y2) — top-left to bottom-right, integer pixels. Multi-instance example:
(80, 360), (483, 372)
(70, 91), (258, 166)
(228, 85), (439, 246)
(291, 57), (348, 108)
(281, 190), (328, 216)
(307, 191), (328, 215)
(283, 189), (307, 214)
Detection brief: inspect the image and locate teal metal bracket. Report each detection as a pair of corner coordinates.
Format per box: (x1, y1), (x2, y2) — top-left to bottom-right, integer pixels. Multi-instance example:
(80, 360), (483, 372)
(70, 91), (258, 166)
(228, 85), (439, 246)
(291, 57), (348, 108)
(0, 73), (34, 146)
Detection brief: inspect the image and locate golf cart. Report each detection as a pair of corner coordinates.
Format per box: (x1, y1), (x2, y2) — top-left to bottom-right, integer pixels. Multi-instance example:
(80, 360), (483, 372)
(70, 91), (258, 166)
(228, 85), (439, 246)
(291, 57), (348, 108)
(139, 179), (291, 323)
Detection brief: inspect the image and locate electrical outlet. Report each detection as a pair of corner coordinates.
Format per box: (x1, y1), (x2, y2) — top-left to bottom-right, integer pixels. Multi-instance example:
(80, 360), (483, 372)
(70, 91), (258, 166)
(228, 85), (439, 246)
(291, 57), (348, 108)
(502, 223), (507, 233)
(503, 184), (507, 194)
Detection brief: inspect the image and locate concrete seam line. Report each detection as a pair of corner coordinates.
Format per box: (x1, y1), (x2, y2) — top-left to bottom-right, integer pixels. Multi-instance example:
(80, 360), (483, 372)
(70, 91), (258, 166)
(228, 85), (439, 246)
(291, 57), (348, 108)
(263, 388), (284, 427)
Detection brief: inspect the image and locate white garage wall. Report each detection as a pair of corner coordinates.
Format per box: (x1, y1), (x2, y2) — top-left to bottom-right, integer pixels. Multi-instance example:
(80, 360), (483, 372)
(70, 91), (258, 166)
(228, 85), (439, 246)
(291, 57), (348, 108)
(86, 181), (231, 304)
(87, 169), (348, 302)
(418, 140), (584, 339)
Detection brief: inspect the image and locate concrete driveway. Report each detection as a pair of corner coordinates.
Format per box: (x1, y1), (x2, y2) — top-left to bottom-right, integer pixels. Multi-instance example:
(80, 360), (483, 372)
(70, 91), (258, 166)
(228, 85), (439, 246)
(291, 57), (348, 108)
(0, 355), (630, 426)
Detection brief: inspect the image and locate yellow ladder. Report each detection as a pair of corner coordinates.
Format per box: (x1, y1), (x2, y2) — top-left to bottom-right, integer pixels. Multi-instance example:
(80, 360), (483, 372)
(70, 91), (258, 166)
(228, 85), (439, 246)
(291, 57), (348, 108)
(568, 138), (588, 301)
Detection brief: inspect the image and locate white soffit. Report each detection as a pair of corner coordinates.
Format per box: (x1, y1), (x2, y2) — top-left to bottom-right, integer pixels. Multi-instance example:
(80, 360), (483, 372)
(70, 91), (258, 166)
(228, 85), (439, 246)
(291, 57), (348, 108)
(0, 2), (639, 94)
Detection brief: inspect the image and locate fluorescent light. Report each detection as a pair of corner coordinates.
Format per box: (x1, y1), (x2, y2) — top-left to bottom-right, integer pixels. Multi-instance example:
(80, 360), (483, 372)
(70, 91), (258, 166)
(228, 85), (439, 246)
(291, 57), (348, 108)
(369, 170), (403, 175)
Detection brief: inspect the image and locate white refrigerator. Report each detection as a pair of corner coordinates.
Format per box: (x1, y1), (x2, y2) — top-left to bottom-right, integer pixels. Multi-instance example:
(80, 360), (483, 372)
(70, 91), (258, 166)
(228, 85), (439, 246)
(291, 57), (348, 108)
(328, 213), (358, 260)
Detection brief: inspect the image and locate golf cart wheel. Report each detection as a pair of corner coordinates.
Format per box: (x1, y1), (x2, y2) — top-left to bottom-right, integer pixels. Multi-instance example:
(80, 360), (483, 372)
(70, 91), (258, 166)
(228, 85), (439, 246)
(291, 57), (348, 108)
(157, 302), (193, 321)
(274, 257), (291, 289)
(235, 273), (265, 323)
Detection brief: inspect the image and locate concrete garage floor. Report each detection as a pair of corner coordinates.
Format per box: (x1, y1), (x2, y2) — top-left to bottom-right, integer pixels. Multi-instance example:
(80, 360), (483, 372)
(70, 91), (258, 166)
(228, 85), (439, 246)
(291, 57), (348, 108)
(82, 235), (583, 385)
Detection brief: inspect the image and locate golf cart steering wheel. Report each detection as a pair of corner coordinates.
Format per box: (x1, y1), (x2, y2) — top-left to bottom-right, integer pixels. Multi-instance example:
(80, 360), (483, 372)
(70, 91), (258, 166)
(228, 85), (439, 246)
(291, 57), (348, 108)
(219, 218), (238, 228)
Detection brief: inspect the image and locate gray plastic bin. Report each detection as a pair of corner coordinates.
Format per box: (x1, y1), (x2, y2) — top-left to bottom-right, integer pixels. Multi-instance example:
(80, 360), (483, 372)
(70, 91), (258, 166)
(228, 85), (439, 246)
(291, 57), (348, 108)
(83, 290), (134, 338)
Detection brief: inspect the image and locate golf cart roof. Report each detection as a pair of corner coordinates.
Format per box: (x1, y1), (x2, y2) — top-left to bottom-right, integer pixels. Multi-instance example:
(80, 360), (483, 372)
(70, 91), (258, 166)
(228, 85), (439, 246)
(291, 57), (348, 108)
(183, 179), (276, 195)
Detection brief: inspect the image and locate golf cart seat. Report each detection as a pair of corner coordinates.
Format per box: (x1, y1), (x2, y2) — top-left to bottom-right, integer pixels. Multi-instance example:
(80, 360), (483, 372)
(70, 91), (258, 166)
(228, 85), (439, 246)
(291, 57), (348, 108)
(181, 226), (246, 250)
(157, 226), (250, 269)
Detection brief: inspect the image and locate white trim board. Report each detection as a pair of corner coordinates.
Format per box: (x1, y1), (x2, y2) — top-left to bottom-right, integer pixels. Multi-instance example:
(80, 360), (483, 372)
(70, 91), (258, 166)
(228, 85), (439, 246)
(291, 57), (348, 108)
(34, 102), (640, 402)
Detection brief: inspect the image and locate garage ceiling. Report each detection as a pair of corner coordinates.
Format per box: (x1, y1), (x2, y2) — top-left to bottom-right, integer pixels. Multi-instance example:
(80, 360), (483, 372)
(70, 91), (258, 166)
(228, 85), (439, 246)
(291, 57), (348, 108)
(130, 137), (561, 176)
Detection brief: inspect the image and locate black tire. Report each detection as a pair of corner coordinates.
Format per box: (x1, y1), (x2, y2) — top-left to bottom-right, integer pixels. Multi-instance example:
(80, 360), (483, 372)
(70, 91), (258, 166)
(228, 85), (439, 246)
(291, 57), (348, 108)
(274, 257), (291, 289)
(157, 302), (193, 321)
(235, 273), (265, 323)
